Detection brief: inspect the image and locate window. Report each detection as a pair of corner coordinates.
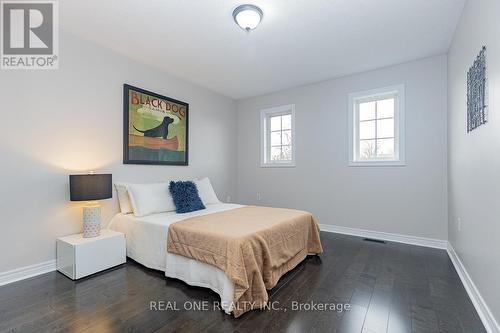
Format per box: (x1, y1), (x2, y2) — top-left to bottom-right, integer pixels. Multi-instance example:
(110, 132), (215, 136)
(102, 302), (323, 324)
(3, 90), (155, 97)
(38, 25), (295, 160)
(348, 85), (405, 166)
(261, 105), (295, 167)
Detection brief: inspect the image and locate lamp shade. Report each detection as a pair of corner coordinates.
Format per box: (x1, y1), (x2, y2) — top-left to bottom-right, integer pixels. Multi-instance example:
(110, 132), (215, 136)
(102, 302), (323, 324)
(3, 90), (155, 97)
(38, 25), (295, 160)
(69, 174), (112, 201)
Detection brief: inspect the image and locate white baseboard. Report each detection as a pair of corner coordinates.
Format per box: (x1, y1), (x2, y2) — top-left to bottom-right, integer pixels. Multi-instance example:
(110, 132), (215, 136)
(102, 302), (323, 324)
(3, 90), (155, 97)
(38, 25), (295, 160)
(447, 243), (500, 333)
(0, 260), (56, 287)
(319, 224), (447, 249)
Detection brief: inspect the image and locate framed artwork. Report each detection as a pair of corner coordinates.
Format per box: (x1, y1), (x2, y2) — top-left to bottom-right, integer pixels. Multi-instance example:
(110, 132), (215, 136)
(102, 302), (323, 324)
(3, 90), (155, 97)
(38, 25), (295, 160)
(123, 84), (189, 165)
(467, 46), (488, 133)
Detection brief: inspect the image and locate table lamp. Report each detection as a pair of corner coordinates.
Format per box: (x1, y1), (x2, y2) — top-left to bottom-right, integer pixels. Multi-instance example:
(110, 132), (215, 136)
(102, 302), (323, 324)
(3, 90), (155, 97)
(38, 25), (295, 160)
(69, 173), (112, 238)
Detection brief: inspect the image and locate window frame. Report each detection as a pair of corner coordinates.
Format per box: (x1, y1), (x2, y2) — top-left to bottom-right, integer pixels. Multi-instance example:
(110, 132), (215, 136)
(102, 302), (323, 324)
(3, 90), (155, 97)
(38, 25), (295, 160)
(260, 104), (296, 168)
(348, 85), (406, 167)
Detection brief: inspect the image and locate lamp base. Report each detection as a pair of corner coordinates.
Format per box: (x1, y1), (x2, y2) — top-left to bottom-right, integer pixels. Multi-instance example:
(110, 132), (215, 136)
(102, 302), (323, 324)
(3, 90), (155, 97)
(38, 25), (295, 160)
(83, 202), (101, 238)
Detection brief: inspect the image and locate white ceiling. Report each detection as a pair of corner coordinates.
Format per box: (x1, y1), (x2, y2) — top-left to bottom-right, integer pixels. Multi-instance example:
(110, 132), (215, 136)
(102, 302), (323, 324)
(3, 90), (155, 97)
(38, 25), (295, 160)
(62, 0), (465, 99)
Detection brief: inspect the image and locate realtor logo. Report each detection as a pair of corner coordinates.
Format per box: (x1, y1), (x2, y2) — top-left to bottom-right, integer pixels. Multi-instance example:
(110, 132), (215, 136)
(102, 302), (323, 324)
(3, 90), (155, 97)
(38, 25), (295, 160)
(1, 1), (58, 69)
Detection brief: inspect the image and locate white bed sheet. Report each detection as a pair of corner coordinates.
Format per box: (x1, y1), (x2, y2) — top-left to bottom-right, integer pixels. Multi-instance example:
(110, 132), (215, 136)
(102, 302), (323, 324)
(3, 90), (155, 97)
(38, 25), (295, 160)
(108, 203), (244, 314)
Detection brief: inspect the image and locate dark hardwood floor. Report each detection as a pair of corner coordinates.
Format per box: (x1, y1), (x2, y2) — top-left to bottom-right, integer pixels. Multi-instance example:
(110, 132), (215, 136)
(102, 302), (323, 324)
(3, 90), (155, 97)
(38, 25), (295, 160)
(0, 232), (485, 333)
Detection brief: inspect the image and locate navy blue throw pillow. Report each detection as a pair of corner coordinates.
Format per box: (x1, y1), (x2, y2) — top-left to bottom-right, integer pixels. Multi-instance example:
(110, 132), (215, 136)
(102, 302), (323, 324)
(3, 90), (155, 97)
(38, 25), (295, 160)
(169, 181), (206, 213)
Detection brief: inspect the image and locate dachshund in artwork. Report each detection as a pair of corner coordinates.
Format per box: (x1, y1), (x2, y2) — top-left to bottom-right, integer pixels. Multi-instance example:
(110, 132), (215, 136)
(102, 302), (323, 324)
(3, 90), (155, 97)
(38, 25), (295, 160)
(133, 116), (174, 139)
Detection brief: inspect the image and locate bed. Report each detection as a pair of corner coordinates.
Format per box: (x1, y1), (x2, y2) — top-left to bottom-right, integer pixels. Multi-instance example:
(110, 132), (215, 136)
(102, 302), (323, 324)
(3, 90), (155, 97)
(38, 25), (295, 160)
(109, 199), (323, 317)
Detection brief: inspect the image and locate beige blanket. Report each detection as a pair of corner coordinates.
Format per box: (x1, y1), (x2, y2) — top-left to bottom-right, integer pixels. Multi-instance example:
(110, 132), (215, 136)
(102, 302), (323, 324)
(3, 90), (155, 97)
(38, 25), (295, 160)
(167, 206), (323, 317)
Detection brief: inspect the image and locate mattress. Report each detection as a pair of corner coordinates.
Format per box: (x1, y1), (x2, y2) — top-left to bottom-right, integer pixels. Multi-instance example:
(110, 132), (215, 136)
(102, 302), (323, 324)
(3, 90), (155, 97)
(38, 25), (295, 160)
(108, 203), (244, 313)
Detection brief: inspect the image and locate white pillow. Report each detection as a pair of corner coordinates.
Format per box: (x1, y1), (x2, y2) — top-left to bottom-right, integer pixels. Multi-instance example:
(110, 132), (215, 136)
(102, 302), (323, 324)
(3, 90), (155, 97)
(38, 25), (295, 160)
(114, 183), (133, 214)
(127, 182), (176, 217)
(194, 177), (220, 205)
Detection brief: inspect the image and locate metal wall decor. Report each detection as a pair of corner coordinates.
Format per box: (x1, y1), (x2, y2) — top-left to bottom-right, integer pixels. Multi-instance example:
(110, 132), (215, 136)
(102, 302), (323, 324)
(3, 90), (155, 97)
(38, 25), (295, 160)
(467, 46), (488, 133)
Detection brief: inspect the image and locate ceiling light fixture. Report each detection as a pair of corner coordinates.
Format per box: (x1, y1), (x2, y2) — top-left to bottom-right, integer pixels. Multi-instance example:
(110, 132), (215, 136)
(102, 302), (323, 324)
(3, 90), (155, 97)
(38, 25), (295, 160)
(233, 4), (263, 32)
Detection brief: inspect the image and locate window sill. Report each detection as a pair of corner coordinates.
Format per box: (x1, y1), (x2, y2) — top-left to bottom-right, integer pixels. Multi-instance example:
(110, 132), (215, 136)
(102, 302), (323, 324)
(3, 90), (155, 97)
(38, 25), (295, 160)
(260, 163), (296, 168)
(349, 160), (406, 167)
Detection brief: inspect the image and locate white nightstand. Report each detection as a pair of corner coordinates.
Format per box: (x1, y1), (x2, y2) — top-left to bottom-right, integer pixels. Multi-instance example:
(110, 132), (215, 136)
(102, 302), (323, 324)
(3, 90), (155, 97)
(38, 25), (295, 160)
(56, 229), (126, 280)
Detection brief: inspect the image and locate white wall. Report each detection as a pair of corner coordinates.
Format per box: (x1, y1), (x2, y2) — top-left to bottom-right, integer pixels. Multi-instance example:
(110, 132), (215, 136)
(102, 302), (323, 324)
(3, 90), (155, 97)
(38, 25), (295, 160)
(448, 0), (500, 325)
(0, 30), (237, 273)
(237, 55), (448, 240)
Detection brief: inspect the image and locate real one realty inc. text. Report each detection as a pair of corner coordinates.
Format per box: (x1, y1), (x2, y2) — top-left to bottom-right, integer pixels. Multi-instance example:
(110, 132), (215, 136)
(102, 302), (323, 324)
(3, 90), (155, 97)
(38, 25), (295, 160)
(149, 300), (351, 313)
